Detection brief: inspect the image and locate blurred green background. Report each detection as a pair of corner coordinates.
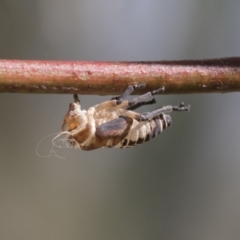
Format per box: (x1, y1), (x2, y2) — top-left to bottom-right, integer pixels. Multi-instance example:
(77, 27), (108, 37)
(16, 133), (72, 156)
(1, 1), (240, 239)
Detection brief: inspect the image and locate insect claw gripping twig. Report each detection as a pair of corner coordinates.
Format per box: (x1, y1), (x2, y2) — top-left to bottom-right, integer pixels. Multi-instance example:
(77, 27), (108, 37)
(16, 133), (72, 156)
(61, 84), (190, 150)
(151, 86), (165, 95)
(133, 82), (146, 89)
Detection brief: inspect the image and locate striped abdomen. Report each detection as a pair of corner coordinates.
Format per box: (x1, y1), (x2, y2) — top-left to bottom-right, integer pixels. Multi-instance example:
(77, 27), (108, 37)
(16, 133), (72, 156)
(117, 113), (172, 148)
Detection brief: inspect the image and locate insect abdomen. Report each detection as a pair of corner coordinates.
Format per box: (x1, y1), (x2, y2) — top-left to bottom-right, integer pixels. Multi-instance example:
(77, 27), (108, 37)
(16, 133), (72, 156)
(118, 113), (172, 148)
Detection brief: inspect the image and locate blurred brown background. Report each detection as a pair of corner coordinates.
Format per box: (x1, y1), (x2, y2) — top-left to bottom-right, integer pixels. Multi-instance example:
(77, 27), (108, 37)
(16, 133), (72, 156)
(1, 1), (240, 239)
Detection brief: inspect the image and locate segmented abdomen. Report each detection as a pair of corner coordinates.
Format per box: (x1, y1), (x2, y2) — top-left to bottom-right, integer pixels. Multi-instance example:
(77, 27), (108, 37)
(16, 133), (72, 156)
(117, 113), (172, 148)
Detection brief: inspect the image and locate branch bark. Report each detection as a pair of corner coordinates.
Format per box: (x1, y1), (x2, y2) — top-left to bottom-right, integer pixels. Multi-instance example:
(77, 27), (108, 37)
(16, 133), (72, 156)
(0, 58), (240, 95)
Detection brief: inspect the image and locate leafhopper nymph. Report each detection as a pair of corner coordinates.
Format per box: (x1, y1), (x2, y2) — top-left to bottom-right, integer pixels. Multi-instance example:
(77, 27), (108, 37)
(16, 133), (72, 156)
(61, 84), (190, 150)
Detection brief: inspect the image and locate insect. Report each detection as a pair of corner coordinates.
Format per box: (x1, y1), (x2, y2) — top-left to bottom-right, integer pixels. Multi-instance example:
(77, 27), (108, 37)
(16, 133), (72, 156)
(61, 83), (190, 150)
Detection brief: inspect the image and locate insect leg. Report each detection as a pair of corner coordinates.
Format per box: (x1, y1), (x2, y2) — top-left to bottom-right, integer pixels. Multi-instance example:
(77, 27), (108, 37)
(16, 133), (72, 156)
(172, 102), (191, 111)
(118, 103), (190, 121)
(110, 87), (163, 112)
(127, 87), (165, 110)
(137, 103), (190, 121)
(127, 99), (156, 111)
(112, 83), (146, 104)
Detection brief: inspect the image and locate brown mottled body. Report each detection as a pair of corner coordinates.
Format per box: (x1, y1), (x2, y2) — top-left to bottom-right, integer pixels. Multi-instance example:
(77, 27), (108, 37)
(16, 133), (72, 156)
(62, 84), (190, 150)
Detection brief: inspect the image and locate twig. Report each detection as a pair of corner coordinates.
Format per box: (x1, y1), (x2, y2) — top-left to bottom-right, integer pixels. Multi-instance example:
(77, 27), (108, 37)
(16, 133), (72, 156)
(0, 58), (240, 94)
